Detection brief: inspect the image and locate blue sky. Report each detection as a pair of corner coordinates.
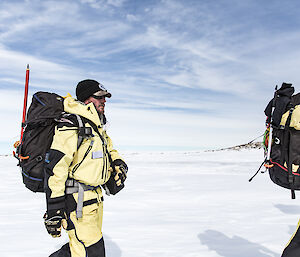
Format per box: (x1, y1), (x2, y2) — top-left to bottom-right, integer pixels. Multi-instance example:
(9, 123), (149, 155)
(1, 0), (300, 154)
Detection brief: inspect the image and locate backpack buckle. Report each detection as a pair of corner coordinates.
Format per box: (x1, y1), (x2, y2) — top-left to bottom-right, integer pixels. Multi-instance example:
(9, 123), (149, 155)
(78, 127), (93, 137)
(35, 156), (43, 162)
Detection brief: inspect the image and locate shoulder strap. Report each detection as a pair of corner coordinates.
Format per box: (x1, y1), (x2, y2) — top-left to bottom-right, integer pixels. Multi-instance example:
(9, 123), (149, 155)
(72, 114), (93, 150)
(282, 107), (296, 199)
(74, 114), (84, 150)
(84, 119), (113, 164)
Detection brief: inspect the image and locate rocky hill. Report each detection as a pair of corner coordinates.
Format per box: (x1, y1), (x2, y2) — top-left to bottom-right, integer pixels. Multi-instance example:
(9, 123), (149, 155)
(206, 141), (263, 152)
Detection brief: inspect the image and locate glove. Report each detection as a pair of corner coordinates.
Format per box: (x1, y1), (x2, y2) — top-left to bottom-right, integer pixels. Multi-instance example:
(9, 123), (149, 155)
(114, 162), (127, 186)
(104, 159), (128, 195)
(43, 209), (67, 238)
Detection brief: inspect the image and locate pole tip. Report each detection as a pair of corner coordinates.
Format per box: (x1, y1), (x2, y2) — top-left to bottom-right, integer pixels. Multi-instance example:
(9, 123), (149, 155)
(27, 64), (30, 69)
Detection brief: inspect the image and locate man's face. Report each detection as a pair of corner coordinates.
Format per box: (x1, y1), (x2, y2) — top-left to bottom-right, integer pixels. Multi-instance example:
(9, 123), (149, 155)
(85, 95), (106, 114)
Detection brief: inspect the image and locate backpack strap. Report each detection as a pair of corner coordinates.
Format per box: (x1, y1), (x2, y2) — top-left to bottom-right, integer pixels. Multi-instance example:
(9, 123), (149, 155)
(65, 179), (96, 218)
(74, 114), (84, 150)
(283, 107), (296, 199)
(84, 120), (115, 195)
(61, 114), (94, 218)
(84, 119), (113, 163)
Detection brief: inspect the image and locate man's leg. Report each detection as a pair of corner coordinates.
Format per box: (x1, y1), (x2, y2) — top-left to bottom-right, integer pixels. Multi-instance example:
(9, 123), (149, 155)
(282, 219), (300, 257)
(67, 191), (105, 257)
(87, 237), (106, 257)
(49, 243), (71, 257)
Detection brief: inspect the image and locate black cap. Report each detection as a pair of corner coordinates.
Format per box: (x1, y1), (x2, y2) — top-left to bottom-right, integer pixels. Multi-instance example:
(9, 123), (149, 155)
(76, 79), (111, 102)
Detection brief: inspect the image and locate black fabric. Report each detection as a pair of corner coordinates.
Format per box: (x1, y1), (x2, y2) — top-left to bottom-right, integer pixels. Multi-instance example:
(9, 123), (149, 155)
(264, 84), (300, 197)
(103, 159), (128, 195)
(65, 194), (99, 215)
(44, 209), (65, 237)
(83, 198), (99, 207)
(49, 238), (105, 257)
(44, 149), (66, 211)
(49, 243), (71, 257)
(104, 174), (124, 195)
(264, 83), (294, 127)
(112, 159), (128, 170)
(87, 237), (106, 257)
(65, 194), (77, 216)
(76, 80), (101, 102)
(268, 126), (300, 191)
(76, 79), (111, 102)
(45, 149), (65, 177)
(56, 114), (78, 129)
(17, 92), (64, 192)
(282, 225), (300, 257)
(291, 93), (300, 106)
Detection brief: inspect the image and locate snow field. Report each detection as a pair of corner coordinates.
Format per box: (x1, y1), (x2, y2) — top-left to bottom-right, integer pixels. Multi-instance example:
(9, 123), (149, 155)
(1, 149), (299, 256)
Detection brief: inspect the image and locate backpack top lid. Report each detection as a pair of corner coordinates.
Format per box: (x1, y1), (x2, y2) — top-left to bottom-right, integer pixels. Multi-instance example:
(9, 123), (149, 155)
(277, 82), (294, 96)
(264, 83), (294, 127)
(26, 92), (64, 126)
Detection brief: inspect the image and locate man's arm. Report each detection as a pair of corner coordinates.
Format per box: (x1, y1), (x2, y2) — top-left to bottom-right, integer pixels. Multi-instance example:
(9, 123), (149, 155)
(103, 133), (128, 195)
(44, 124), (77, 212)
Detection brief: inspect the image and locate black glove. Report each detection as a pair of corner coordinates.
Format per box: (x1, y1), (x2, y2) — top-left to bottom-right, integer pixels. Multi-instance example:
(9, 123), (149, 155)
(114, 160), (128, 185)
(43, 209), (67, 238)
(104, 159), (128, 195)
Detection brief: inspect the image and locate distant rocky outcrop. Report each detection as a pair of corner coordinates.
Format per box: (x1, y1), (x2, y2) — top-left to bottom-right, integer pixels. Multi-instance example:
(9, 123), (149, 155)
(206, 141), (263, 152)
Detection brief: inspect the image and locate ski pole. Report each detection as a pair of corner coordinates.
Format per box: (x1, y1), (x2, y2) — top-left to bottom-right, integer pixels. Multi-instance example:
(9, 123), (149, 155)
(266, 85), (278, 164)
(20, 64), (30, 142)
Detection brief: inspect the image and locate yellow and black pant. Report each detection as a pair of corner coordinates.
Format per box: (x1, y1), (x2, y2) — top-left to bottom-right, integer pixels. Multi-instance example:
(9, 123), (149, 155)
(282, 219), (300, 257)
(50, 188), (105, 257)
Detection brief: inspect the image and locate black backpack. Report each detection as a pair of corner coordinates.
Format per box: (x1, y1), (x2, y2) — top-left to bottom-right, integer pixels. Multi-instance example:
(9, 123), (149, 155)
(263, 83), (300, 198)
(15, 91), (87, 193)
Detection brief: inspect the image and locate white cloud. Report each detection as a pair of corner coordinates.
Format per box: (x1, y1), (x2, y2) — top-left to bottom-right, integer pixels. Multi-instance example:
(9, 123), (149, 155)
(107, 0), (126, 7)
(0, 45), (85, 92)
(80, 0), (126, 9)
(126, 14), (140, 22)
(1, 0), (300, 152)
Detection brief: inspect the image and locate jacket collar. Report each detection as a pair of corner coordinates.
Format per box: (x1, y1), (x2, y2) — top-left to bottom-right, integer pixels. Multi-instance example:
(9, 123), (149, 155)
(63, 96), (102, 128)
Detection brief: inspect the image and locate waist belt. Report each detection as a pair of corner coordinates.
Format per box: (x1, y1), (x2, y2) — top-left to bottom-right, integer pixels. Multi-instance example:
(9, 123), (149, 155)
(65, 179), (97, 219)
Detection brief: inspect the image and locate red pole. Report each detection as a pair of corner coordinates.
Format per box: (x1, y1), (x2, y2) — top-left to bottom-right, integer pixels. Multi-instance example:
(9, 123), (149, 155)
(20, 64), (30, 142)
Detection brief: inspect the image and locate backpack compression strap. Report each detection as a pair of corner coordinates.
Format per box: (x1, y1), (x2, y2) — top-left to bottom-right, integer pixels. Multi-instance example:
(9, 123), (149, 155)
(74, 114), (85, 150)
(283, 107), (296, 199)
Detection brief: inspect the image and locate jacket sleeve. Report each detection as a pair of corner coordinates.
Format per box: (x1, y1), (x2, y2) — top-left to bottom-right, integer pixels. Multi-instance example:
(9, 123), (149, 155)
(104, 131), (124, 164)
(44, 124), (77, 211)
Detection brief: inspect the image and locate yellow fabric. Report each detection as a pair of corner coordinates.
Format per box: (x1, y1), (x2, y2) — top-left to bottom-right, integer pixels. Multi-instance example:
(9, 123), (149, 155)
(63, 93), (72, 99)
(46, 95), (124, 256)
(64, 97), (100, 127)
(67, 189), (103, 257)
(48, 95), (123, 198)
(280, 105), (300, 130)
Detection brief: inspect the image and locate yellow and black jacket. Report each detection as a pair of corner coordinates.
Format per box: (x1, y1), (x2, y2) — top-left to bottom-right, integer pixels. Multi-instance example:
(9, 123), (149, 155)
(44, 96), (122, 211)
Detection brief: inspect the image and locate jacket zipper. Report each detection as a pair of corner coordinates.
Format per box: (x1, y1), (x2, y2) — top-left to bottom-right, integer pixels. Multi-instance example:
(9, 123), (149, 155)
(101, 138), (107, 180)
(72, 140), (94, 174)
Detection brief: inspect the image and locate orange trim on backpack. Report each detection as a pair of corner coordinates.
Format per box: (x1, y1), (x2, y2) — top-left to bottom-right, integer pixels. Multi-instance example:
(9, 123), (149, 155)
(264, 163), (274, 168)
(269, 160), (300, 176)
(19, 155), (29, 160)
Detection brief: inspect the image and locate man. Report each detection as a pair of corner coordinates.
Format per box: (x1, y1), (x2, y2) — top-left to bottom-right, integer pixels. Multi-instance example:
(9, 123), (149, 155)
(282, 223), (300, 257)
(43, 79), (128, 257)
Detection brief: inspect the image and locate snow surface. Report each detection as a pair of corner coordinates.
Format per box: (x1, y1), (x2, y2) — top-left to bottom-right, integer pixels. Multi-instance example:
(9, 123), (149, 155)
(1, 149), (299, 257)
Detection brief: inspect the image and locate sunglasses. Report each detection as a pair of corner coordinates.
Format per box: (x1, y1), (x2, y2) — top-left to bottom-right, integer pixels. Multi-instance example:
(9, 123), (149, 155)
(91, 95), (105, 100)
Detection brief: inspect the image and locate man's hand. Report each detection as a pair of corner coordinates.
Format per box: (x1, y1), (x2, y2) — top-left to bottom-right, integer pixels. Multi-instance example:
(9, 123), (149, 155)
(43, 209), (66, 238)
(114, 162), (128, 186)
(104, 159), (128, 195)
